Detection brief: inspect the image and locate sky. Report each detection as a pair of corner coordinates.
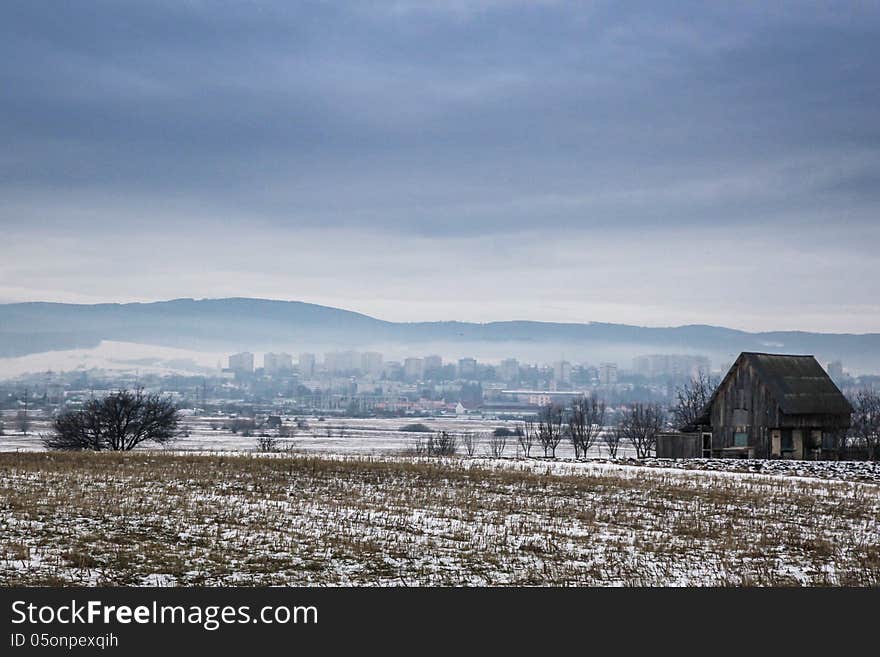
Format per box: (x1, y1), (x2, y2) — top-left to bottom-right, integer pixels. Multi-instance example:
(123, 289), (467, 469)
(2, 1), (879, 333)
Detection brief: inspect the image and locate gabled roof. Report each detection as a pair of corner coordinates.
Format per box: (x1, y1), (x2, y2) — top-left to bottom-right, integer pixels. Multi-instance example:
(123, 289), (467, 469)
(742, 352), (852, 415)
(699, 352), (852, 420)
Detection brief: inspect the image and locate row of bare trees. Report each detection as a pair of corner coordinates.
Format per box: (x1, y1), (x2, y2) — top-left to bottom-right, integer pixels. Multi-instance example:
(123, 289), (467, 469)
(511, 398), (667, 459)
(444, 429), (517, 458)
(617, 402), (666, 458)
(849, 389), (880, 459)
(569, 397), (606, 458)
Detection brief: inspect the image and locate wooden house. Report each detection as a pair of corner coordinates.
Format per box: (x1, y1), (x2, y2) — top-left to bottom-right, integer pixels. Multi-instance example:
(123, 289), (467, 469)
(658, 352), (852, 459)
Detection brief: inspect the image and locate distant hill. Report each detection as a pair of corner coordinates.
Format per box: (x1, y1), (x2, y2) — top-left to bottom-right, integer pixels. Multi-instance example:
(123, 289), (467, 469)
(1, 298), (878, 371)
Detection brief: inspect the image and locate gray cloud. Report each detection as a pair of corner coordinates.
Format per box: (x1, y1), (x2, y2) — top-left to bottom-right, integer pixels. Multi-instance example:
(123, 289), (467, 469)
(1, 1), (879, 330)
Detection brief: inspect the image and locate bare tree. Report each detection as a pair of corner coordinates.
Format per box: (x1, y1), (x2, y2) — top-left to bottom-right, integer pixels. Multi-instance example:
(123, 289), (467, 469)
(567, 420), (581, 459)
(618, 403), (666, 459)
(438, 430), (458, 456)
(43, 389), (179, 451)
(416, 430), (458, 457)
(849, 389), (880, 460)
(255, 434), (278, 452)
(602, 424), (623, 458)
(18, 388), (30, 435)
(568, 397), (606, 459)
(538, 404), (564, 458)
(461, 431), (478, 457)
(487, 431), (507, 458)
(517, 418), (536, 458)
(671, 372), (718, 430)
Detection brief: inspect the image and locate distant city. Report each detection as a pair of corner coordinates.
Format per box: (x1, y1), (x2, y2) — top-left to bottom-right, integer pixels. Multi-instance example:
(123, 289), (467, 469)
(5, 346), (871, 424)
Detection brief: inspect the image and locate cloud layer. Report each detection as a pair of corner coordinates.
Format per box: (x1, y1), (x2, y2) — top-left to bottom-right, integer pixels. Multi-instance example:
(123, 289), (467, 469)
(2, 2), (879, 331)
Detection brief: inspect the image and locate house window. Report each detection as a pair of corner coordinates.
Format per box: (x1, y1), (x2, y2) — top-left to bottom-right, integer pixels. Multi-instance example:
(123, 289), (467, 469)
(822, 432), (837, 450)
(734, 432), (748, 447)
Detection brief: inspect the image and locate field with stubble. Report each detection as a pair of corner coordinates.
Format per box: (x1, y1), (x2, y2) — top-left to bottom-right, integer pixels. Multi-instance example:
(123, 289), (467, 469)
(1, 452), (879, 586)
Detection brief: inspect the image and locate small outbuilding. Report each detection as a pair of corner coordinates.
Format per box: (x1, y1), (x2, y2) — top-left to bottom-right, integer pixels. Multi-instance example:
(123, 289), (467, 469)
(658, 352), (852, 459)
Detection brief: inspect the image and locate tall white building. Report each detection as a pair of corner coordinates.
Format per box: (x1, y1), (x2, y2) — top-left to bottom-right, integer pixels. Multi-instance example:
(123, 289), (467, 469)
(264, 352), (292, 375)
(553, 360), (571, 383)
(323, 351), (361, 374)
(632, 354), (710, 379)
(228, 352), (254, 374)
(599, 363), (618, 385)
(299, 353), (316, 377)
(404, 357), (424, 380)
(338, 351), (360, 373)
(423, 355), (442, 371)
(498, 358), (519, 383)
(458, 357), (477, 379)
(361, 352), (384, 377)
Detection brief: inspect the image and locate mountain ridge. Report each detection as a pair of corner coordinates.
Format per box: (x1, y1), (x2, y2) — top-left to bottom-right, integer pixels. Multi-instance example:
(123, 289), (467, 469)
(1, 298), (877, 370)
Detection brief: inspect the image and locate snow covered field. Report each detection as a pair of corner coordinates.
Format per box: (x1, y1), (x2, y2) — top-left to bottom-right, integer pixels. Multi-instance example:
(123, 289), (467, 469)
(0, 413), (638, 459)
(4, 412), (880, 484)
(1, 451), (878, 586)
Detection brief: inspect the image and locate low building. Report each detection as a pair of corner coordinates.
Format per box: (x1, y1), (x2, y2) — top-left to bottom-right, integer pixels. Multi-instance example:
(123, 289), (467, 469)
(658, 352), (852, 459)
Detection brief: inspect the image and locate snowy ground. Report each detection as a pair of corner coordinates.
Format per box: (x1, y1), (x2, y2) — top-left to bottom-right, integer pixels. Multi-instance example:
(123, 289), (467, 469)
(0, 413), (638, 458)
(617, 456), (880, 484)
(1, 451), (878, 586)
(4, 412), (879, 484)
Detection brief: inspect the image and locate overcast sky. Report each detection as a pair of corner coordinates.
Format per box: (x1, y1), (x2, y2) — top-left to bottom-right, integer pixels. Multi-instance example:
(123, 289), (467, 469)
(2, 1), (879, 332)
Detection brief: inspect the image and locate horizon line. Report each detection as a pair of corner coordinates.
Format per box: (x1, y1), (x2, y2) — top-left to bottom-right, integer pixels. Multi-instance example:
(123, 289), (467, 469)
(1, 296), (877, 337)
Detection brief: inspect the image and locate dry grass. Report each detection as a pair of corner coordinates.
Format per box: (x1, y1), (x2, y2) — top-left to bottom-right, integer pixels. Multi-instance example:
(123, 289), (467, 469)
(0, 452), (878, 586)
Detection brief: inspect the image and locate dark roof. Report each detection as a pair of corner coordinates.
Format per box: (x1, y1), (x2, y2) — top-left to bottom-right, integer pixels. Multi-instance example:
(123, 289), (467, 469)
(690, 352), (851, 426)
(741, 353), (852, 415)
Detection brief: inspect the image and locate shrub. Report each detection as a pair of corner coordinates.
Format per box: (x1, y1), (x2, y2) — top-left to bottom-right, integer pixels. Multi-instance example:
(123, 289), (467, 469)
(399, 423), (432, 433)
